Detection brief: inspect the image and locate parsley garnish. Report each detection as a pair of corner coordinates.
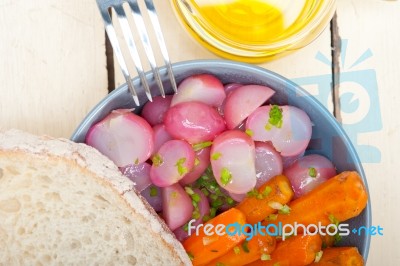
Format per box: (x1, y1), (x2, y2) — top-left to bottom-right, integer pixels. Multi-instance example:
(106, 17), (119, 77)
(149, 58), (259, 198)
(220, 168), (232, 186)
(192, 141), (212, 151)
(242, 241), (250, 253)
(149, 186), (158, 197)
(245, 129), (254, 136)
(211, 152), (222, 160)
(309, 167), (317, 178)
(175, 157), (188, 175)
(152, 154), (163, 167)
(261, 254), (271, 261)
(265, 105), (283, 130)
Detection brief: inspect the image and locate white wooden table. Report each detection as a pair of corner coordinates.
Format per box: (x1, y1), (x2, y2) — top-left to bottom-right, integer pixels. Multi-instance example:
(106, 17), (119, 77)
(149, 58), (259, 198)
(1, 0), (399, 264)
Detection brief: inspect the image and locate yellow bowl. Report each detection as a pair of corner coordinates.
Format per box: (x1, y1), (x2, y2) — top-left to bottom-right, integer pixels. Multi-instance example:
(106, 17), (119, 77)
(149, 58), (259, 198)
(171, 0), (336, 63)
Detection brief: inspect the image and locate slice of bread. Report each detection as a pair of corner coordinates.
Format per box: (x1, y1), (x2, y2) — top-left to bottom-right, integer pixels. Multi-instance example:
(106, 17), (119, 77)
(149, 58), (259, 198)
(0, 130), (191, 265)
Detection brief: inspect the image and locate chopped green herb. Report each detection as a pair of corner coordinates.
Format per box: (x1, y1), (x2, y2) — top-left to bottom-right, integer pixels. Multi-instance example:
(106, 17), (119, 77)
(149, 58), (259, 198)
(149, 186), (158, 197)
(278, 204), (291, 215)
(242, 241), (250, 253)
(192, 141), (213, 151)
(152, 154), (163, 167)
(187, 252), (194, 261)
(210, 207), (217, 218)
(261, 254), (271, 261)
(220, 168), (232, 186)
(211, 152), (222, 160)
(268, 201), (283, 210)
(265, 214), (278, 221)
(192, 193), (201, 203)
(185, 186), (195, 195)
(194, 157), (200, 166)
(134, 158), (139, 165)
(314, 250), (323, 263)
(226, 197), (235, 205)
(309, 167), (317, 178)
(268, 105), (283, 128)
(175, 157), (188, 176)
(262, 186), (272, 197)
(192, 209), (200, 219)
(233, 246), (241, 255)
(247, 189), (259, 197)
(183, 223), (189, 232)
(328, 214), (340, 226)
(245, 129), (254, 137)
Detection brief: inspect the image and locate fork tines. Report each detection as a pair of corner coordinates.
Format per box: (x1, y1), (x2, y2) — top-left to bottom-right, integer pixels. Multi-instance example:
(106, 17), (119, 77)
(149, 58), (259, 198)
(96, 0), (177, 106)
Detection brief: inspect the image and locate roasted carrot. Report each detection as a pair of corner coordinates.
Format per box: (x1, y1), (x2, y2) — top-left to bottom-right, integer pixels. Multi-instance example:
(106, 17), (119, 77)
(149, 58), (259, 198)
(309, 247), (364, 265)
(245, 234), (322, 266)
(236, 175), (294, 224)
(183, 208), (247, 266)
(205, 233), (276, 266)
(262, 171), (368, 231)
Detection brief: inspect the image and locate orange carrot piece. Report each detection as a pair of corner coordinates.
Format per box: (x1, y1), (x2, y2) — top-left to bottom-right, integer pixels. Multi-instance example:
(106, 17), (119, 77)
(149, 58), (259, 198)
(309, 247), (364, 266)
(183, 208), (247, 266)
(263, 171), (368, 231)
(236, 175), (294, 224)
(205, 233), (276, 266)
(245, 234), (322, 266)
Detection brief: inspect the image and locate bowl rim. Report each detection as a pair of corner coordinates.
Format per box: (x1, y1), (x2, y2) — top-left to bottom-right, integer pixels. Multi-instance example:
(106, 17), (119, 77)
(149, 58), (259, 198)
(71, 59), (371, 261)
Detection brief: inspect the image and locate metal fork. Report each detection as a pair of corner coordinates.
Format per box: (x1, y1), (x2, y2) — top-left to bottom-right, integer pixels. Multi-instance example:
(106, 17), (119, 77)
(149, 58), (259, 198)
(96, 0), (177, 106)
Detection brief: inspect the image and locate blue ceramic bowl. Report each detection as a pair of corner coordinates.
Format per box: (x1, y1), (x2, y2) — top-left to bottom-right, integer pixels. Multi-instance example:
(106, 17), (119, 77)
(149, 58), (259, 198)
(71, 59), (371, 261)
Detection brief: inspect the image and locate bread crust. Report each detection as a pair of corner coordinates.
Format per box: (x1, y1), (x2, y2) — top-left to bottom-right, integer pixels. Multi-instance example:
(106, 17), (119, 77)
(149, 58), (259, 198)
(0, 129), (192, 265)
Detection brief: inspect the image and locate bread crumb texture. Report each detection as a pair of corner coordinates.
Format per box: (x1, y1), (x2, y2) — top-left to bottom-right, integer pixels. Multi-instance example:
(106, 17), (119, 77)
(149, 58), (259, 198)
(0, 130), (191, 266)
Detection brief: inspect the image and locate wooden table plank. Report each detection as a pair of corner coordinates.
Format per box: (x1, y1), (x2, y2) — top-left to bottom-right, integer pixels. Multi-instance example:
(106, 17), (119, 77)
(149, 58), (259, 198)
(335, 0), (400, 264)
(0, 0), (108, 138)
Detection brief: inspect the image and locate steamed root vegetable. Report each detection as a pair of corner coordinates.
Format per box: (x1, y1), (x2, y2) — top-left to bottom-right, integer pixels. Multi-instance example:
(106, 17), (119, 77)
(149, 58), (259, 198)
(183, 208), (247, 266)
(150, 140), (195, 187)
(224, 85), (275, 129)
(171, 74), (226, 107)
(263, 171), (368, 231)
(254, 142), (283, 188)
(152, 124), (173, 154)
(308, 247), (364, 265)
(141, 95), (172, 126)
(284, 154), (336, 198)
(85, 109), (154, 167)
(162, 183), (193, 231)
(120, 162), (152, 192)
(246, 105), (312, 156)
(173, 188), (210, 241)
(180, 147), (211, 185)
(246, 235), (322, 266)
(205, 234), (276, 266)
(164, 101), (226, 143)
(236, 175), (294, 224)
(210, 130), (257, 194)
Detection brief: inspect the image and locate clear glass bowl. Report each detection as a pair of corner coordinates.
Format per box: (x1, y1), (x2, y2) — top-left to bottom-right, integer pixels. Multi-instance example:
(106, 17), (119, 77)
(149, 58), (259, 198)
(171, 0), (336, 63)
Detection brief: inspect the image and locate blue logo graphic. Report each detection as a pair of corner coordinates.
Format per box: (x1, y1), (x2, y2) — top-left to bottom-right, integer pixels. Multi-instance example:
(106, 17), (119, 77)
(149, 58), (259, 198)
(291, 39), (382, 163)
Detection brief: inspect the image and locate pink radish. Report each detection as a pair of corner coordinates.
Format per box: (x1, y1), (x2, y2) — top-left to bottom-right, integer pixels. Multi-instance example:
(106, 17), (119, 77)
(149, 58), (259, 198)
(284, 154), (336, 198)
(171, 74), (226, 107)
(210, 130), (257, 194)
(162, 183), (194, 231)
(224, 85), (275, 129)
(173, 188), (210, 241)
(120, 162), (152, 192)
(224, 83), (242, 95)
(254, 142), (283, 188)
(180, 147), (211, 185)
(152, 124), (173, 154)
(164, 101), (226, 144)
(141, 95), (172, 126)
(150, 140), (195, 187)
(246, 105), (312, 157)
(282, 151), (305, 169)
(85, 109), (154, 167)
(141, 185), (163, 212)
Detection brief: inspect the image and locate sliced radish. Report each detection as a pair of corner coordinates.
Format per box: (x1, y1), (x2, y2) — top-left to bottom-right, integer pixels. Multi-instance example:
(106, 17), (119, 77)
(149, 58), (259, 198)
(162, 183), (194, 231)
(180, 147), (211, 185)
(141, 95), (172, 126)
(284, 154), (336, 198)
(171, 74), (226, 107)
(164, 101), (226, 144)
(255, 142), (283, 188)
(173, 188), (210, 241)
(120, 162), (152, 192)
(152, 124), (173, 154)
(224, 83), (242, 95)
(210, 130), (257, 194)
(246, 105), (312, 157)
(282, 152), (305, 169)
(150, 140), (195, 187)
(224, 85), (275, 129)
(85, 109), (154, 167)
(141, 185), (163, 212)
